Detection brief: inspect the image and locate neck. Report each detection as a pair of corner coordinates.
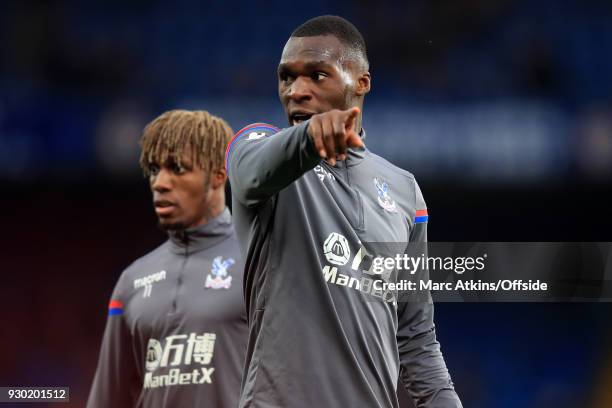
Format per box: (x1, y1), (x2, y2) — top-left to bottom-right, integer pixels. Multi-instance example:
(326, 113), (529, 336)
(192, 193), (225, 229)
(206, 197), (225, 223)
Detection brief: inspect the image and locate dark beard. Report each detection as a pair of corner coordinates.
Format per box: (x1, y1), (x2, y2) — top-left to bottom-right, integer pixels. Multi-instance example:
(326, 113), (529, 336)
(158, 221), (191, 246)
(157, 220), (187, 232)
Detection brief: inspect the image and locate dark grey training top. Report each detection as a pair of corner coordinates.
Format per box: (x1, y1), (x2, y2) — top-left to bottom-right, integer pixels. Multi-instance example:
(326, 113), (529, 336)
(87, 208), (247, 408)
(227, 122), (461, 408)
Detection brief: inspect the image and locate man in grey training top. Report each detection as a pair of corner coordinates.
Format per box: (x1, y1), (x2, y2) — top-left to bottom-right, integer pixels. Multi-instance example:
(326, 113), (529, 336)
(88, 110), (247, 407)
(227, 16), (462, 408)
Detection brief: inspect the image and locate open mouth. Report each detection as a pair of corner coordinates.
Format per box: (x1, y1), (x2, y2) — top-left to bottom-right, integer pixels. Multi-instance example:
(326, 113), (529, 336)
(290, 112), (314, 126)
(154, 199), (176, 216)
(154, 199), (175, 208)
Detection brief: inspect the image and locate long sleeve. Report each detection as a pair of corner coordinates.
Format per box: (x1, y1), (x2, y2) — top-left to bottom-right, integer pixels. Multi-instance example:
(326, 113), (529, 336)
(227, 122), (321, 207)
(87, 296), (140, 408)
(397, 178), (462, 408)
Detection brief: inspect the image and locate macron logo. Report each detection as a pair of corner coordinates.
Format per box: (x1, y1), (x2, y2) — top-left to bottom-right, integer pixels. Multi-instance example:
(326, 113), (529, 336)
(134, 270), (167, 298)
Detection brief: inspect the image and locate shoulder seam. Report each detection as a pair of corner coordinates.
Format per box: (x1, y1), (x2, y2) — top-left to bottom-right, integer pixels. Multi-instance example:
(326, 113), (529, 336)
(369, 151), (415, 180)
(225, 123), (280, 172)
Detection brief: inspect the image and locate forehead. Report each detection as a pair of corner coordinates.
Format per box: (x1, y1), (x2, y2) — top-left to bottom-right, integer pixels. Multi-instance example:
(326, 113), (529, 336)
(148, 142), (195, 164)
(280, 35), (345, 66)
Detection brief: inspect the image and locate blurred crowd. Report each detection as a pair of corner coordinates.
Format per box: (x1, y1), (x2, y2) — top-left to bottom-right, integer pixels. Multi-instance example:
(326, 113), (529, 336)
(1, 0), (611, 182)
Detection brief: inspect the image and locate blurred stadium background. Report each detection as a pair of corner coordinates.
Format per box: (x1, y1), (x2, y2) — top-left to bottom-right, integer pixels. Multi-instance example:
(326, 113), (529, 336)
(1, 0), (611, 407)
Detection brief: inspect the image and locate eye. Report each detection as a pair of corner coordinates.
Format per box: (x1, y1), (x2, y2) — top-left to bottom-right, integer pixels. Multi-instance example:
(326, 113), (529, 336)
(148, 164), (160, 176)
(172, 163), (186, 174)
(280, 72), (295, 84)
(311, 72), (327, 81)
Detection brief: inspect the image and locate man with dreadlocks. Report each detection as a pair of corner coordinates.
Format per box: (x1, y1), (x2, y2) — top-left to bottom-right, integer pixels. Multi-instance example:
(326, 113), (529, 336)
(88, 110), (247, 408)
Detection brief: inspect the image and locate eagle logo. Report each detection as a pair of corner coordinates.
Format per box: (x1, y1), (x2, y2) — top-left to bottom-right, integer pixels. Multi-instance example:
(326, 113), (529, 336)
(374, 177), (398, 213)
(205, 256), (235, 289)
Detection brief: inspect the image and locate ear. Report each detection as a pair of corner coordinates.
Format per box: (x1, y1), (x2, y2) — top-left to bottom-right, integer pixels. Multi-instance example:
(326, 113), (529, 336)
(355, 71), (371, 97)
(210, 167), (227, 189)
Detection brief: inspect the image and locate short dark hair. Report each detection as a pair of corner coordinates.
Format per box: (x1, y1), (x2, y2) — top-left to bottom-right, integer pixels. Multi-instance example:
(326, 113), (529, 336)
(291, 15), (369, 69)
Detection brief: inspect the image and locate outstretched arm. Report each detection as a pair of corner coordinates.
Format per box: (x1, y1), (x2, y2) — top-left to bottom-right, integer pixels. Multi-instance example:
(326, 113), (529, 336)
(227, 108), (363, 207)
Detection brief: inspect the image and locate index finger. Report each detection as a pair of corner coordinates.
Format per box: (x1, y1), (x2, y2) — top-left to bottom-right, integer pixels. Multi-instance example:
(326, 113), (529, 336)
(344, 107), (363, 148)
(344, 107), (360, 132)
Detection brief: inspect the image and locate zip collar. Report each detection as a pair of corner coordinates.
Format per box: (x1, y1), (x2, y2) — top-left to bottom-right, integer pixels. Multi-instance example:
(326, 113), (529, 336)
(168, 207), (234, 255)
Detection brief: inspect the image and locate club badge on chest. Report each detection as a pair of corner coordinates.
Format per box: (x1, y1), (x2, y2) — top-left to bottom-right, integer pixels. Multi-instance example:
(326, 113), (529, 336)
(205, 256), (234, 290)
(374, 177), (398, 213)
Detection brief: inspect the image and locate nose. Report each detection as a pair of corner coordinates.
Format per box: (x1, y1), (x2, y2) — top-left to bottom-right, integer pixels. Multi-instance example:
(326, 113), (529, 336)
(287, 76), (312, 102)
(151, 168), (172, 192)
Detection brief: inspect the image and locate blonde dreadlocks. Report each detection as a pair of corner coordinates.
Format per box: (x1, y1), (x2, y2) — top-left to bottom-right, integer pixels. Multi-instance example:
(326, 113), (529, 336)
(139, 110), (234, 175)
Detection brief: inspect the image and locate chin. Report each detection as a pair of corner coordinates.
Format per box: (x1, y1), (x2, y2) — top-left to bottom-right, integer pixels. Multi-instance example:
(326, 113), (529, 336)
(158, 218), (187, 231)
